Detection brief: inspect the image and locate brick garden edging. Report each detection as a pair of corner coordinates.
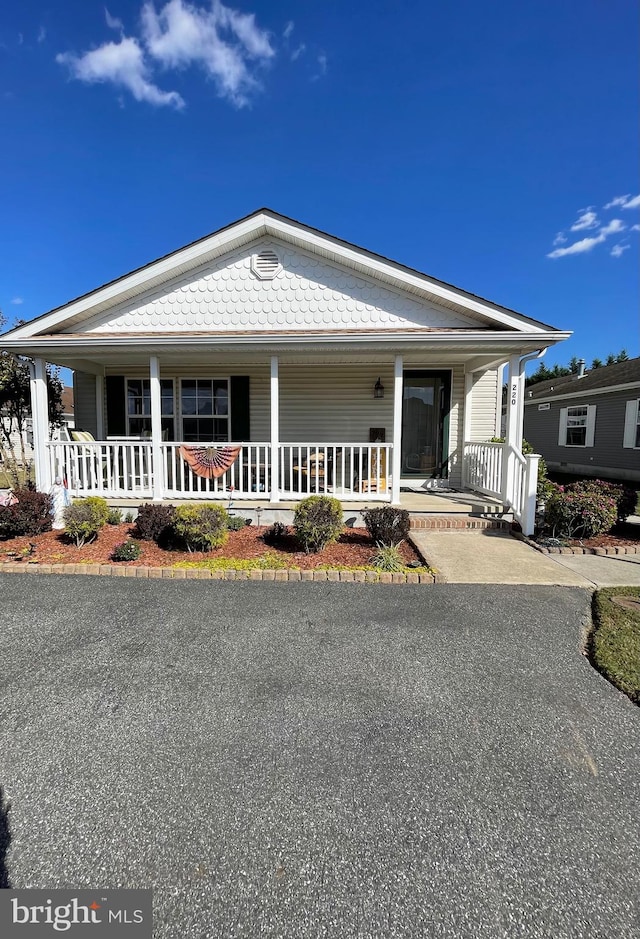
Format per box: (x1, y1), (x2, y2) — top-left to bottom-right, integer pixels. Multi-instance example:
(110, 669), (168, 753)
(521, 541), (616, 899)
(511, 531), (640, 557)
(0, 562), (444, 583)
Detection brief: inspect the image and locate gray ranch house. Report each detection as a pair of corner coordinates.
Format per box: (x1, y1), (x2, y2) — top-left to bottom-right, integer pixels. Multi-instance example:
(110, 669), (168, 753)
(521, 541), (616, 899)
(524, 357), (640, 483)
(0, 209), (570, 534)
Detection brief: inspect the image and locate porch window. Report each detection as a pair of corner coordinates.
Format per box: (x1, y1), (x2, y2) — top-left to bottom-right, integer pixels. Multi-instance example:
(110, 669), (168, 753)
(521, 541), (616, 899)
(180, 379), (229, 442)
(127, 379), (175, 439)
(558, 405), (596, 447)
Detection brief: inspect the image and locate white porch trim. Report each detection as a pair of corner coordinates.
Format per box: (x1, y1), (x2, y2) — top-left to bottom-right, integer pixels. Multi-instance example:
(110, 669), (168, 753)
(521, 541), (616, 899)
(391, 355), (403, 504)
(270, 356), (280, 503)
(149, 355), (164, 501)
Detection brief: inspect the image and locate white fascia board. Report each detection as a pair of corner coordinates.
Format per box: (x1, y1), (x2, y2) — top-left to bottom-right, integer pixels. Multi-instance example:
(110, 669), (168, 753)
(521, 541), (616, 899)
(524, 380), (640, 405)
(264, 216), (551, 333)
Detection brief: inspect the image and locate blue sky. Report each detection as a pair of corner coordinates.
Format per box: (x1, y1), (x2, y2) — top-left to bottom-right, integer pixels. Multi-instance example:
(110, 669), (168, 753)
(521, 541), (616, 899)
(1, 0), (638, 376)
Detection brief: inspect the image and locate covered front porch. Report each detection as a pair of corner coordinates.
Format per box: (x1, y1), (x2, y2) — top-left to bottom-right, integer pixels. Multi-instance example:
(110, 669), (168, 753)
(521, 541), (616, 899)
(27, 346), (541, 533)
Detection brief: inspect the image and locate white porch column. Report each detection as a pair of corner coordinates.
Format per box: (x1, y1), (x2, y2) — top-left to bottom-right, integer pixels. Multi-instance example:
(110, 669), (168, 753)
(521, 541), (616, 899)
(270, 356), (280, 503)
(95, 374), (105, 439)
(461, 371), (474, 488)
(149, 356), (164, 501)
(391, 355), (403, 504)
(501, 354), (522, 504)
(30, 357), (52, 492)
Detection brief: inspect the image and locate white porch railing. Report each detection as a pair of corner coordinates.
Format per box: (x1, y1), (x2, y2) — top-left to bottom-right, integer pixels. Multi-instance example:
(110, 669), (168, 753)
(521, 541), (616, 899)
(48, 440), (154, 497)
(278, 443), (392, 501)
(463, 441), (539, 536)
(45, 441), (392, 503)
(161, 443), (271, 499)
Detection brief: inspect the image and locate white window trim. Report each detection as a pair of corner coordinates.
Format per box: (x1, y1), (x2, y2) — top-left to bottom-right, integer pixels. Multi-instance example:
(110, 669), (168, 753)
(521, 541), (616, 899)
(126, 377), (175, 438)
(179, 377), (230, 443)
(558, 404), (596, 448)
(623, 399), (640, 449)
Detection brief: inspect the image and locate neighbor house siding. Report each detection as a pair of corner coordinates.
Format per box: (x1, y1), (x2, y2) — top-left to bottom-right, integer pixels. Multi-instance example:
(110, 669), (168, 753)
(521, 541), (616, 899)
(524, 387), (640, 481)
(73, 371), (98, 437)
(469, 369), (499, 441)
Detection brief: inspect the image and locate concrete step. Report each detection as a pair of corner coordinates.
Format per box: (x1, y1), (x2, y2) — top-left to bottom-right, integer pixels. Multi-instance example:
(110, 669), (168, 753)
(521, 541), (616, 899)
(409, 515), (511, 531)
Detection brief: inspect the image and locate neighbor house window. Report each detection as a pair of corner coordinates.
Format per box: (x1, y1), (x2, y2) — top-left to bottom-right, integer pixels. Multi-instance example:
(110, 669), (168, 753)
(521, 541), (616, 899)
(623, 399), (640, 449)
(558, 405), (596, 447)
(180, 379), (229, 442)
(126, 379), (175, 439)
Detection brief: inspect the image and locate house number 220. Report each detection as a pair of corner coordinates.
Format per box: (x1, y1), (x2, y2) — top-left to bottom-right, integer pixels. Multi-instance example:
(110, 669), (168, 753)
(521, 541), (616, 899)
(511, 382), (518, 407)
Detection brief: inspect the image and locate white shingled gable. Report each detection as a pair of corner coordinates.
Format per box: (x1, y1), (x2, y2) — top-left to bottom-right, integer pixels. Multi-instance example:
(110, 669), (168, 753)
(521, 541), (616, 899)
(69, 239), (481, 335)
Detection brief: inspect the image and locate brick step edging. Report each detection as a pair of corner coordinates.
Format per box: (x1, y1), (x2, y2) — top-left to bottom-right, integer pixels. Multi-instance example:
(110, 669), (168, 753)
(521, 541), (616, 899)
(410, 516), (509, 530)
(511, 531), (640, 556)
(0, 562), (444, 584)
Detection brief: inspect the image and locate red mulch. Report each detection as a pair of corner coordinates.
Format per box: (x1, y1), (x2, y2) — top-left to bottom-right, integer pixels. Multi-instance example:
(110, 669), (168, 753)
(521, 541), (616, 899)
(0, 524), (423, 569)
(563, 522), (640, 549)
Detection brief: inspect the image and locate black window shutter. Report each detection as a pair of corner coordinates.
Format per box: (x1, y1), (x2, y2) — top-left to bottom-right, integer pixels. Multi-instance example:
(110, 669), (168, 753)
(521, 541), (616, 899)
(230, 376), (250, 442)
(106, 376), (126, 436)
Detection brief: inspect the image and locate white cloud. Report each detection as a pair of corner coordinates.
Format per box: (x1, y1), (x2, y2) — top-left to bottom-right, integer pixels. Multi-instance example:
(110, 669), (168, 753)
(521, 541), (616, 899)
(57, 36), (184, 109)
(318, 53), (327, 74)
(37, 26), (47, 43)
(610, 244), (630, 258)
(291, 43), (305, 61)
(570, 208), (599, 231)
(105, 8), (124, 31)
(604, 193), (639, 210)
(599, 218), (625, 236)
(141, 0), (274, 106)
(283, 21), (294, 40)
(547, 234), (606, 259)
(10, 297), (24, 305)
(552, 232), (567, 246)
(631, 224), (640, 232)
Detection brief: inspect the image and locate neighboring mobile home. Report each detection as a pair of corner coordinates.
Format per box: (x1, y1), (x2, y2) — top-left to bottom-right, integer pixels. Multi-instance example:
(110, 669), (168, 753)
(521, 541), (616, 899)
(0, 209), (570, 533)
(524, 357), (640, 483)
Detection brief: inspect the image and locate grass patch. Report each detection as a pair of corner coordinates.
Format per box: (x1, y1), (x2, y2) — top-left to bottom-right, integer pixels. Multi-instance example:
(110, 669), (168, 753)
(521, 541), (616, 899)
(589, 587), (640, 705)
(174, 552), (295, 571)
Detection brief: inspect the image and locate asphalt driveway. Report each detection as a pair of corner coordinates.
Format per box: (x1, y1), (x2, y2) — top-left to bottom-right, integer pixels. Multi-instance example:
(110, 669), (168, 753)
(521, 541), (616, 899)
(1, 576), (639, 938)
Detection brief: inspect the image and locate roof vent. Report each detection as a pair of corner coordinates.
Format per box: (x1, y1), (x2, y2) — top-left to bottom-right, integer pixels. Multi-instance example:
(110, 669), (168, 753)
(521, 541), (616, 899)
(251, 248), (281, 280)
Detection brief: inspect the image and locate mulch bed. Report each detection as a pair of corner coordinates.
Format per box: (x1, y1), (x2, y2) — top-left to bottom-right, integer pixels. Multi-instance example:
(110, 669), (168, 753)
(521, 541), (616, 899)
(0, 524), (424, 569)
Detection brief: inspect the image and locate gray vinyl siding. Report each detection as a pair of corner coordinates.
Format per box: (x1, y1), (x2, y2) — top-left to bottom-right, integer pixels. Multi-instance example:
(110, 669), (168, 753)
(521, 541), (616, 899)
(73, 371), (97, 437)
(524, 388), (640, 480)
(469, 369), (499, 441)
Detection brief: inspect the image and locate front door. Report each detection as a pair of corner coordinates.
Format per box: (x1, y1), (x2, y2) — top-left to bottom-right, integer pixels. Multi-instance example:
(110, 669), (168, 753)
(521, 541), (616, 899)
(401, 370), (451, 477)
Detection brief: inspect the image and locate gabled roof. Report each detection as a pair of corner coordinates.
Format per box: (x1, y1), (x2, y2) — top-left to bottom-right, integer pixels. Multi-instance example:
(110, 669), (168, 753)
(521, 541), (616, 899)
(1, 208), (564, 341)
(526, 357), (640, 400)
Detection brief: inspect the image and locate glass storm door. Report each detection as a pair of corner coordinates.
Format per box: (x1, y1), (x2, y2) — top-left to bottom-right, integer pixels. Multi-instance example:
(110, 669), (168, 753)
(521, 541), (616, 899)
(401, 371), (451, 477)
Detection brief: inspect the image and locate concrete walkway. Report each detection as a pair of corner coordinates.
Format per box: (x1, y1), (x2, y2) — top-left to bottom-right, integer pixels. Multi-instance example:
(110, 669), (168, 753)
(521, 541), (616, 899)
(410, 529), (640, 587)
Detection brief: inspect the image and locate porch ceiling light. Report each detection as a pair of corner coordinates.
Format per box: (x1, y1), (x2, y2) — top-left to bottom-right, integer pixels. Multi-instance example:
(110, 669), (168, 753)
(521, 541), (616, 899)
(374, 377), (385, 399)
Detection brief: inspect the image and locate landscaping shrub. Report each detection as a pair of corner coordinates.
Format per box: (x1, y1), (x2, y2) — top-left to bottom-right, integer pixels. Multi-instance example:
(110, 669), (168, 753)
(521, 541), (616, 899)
(565, 479), (637, 523)
(136, 503), (177, 543)
(543, 482), (618, 539)
(124, 512), (134, 523)
(293, 495), (343, 554)
(107, 508), (122, 525)
(0, 488), (52, 538)
(64, 498), (109, 547)
(173, 503), (228, 552)
(226, 514), (249, 531)
(263, 521), (287, 546)
(362, 506), (410, 546)
(111, 540), (142, 561)
(371, 545), (405, 572)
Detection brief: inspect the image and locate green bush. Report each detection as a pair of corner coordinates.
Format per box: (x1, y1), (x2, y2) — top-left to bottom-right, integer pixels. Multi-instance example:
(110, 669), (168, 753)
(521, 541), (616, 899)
(262, 521), (287, 546)
(226, 514), (249, 531)
(0, 488), (52, 539)
(565, 479), (637, 523)
(362, 506), (410, 546)
(64, 498), (109, 547)
(107, 508), (122, 525)
(371, 545), (405, 572)
(173, 503), (228, 552)
(136, 503), (177, 543)
(544, 482), (618, 539)
(111, 540), (142, 561)
(293, 495), (343, 554)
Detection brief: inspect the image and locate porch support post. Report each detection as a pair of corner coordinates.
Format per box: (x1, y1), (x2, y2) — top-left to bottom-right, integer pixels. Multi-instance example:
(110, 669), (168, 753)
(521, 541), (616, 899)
(149, 356), (164, 501)
(501, 354), (522, 505)
(270, 356), (280, 503)
(461, 371), (473, 488)
(391, 355), (403, 504)
(95, 374), (105, 440)
(30, 357), (51, 492)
